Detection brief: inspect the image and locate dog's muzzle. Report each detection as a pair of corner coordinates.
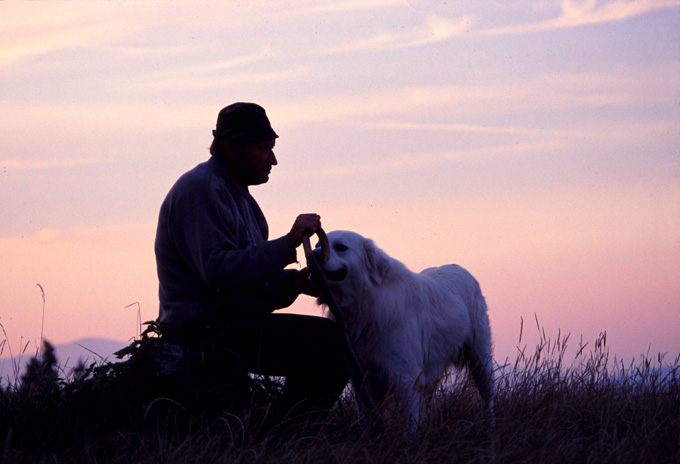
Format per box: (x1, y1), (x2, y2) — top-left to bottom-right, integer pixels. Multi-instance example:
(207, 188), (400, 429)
(313, 248), (347, 281)
(323, 267), (348, 282)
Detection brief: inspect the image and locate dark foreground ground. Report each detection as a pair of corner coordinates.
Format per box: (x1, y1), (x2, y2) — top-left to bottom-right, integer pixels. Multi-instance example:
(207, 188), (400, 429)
(1, 329), (678, 464)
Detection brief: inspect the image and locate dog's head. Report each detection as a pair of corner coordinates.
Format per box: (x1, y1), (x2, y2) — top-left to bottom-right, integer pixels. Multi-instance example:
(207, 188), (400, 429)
(313, 230), (391, 290)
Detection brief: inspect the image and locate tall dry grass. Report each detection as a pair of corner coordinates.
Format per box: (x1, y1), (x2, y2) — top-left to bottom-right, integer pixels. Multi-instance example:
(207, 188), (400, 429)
(1, 319), (678, 464)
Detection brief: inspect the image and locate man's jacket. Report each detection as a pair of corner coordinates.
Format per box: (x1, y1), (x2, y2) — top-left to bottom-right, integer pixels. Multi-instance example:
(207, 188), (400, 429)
(155, 156), (299, 329)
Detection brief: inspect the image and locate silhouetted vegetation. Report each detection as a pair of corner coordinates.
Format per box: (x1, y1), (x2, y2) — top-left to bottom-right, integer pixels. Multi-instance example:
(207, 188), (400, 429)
(1, 321), (678, 463)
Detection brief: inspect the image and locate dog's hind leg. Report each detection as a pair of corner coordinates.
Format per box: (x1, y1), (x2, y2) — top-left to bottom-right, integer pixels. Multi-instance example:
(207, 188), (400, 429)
(466, 293), (495, 419)
(464, 340), (495, 423)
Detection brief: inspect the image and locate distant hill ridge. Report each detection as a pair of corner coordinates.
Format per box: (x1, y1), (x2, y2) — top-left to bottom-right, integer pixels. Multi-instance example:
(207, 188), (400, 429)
(0, 337), (128, 385)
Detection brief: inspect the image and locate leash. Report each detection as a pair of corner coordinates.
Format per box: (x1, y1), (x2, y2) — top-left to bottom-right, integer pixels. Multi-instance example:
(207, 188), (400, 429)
(302, 229), (384, 427)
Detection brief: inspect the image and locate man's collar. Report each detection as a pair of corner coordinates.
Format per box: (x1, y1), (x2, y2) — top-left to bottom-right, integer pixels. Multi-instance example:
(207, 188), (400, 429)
(209, 156), (251, 196)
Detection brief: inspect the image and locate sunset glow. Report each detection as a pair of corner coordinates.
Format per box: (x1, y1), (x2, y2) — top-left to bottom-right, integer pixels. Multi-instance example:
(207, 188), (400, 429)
(1, 0), (678, 365)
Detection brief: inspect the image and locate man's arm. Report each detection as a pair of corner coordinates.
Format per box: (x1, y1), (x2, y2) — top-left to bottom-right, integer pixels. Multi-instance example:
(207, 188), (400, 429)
(164, 195), (294, 290)
(167, 190), (322, 293)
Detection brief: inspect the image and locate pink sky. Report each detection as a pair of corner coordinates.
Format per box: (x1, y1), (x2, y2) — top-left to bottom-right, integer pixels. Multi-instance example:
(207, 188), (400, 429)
(1, 0), (678, 365)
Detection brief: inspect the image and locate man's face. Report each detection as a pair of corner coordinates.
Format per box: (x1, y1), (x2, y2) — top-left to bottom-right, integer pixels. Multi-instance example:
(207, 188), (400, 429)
(228, 139), (277, 188)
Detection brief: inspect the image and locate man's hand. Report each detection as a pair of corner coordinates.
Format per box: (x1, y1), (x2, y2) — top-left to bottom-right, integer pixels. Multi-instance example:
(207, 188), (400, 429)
(289, 213), (321, 247)
(296, 268), (320, 297)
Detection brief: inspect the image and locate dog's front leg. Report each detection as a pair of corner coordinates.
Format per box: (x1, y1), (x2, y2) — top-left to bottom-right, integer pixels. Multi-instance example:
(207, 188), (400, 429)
(395, 381), (422, 429)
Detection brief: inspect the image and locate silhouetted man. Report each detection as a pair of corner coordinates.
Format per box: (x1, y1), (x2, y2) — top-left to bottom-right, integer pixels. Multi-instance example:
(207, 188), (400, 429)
(155, 102), (348, 422)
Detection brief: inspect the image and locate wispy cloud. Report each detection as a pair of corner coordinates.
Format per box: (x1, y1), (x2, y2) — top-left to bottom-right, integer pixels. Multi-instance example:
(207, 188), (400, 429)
(0, 222), (156, 243)
(1, 159), (111, 172)
(0, 3), (158, 66)
(276, 61), (677, 128)
(363, 120), (585, 137)
(479, 0), (680, 36)
(126, 64), (309, 93)
(362, 118), (678, 148)
(289, 140), (567, 179)
(0, 101), (215, 137)
(322, 14), (473, 54)
(290, 0), (678, 55)
(131, 44), (304, 90)
(296, 0), (402, 14)
(0, 0), (407, 68)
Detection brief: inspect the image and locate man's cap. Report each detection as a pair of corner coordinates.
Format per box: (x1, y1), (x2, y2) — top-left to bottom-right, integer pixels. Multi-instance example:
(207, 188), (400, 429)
(212, 102), (278, 142)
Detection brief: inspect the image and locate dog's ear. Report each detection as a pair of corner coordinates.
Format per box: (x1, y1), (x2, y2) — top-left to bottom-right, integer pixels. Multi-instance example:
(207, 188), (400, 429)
(363, 239), (390, 285)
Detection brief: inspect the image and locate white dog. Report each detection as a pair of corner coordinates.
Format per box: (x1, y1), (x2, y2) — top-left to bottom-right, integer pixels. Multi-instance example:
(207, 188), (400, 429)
(314, 230), (494, 425)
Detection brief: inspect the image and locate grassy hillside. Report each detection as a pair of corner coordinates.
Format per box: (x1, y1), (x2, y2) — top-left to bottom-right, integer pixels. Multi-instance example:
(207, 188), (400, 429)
(1, 325), (678, 464)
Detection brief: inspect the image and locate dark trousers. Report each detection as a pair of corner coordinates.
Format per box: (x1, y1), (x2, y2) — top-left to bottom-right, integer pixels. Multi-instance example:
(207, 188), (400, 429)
(162, 309), (350, 421)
